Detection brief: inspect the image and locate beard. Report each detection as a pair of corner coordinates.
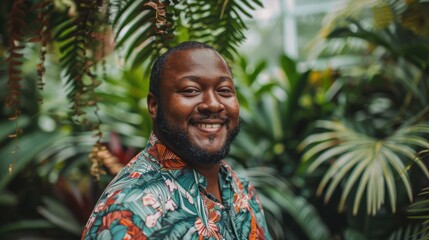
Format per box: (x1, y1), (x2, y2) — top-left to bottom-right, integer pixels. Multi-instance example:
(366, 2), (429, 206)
(156, 107), (240, 165)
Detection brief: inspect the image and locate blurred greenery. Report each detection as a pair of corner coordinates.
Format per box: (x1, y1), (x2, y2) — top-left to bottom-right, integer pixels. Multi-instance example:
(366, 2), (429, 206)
(1, 0), (429, 239)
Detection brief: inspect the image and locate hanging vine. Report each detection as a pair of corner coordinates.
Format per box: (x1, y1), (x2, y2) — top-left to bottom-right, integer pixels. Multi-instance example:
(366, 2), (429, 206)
(4, 0), (27, 174)
(2, 0), (263, 178)
(35, 0), (52, 104)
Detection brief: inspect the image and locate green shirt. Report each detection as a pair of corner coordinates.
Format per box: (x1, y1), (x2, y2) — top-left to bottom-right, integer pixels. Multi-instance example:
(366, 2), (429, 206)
(82, 133), (272, 240)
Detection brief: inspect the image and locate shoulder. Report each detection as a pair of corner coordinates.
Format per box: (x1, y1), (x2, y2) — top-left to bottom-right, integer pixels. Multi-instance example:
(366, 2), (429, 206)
(82, 151), (178, 239)
(82, 203), (147, 240)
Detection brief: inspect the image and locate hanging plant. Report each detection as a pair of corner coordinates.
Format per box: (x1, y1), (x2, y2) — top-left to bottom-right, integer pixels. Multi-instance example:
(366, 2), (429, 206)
(2, 0), (263, 178)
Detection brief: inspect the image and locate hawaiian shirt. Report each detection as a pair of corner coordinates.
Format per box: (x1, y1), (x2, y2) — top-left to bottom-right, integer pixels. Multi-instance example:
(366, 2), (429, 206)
(82, 133), (272, 240)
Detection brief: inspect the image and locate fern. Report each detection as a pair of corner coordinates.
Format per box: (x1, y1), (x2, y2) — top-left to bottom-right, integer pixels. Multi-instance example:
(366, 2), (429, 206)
(111, 0), (263, 66)
(181, 0), (263, 60)
(112, 0), (175, 68)
(2, 0), (263, 178)
(53, 0), (104, 123)
(215, 0), (262, 59)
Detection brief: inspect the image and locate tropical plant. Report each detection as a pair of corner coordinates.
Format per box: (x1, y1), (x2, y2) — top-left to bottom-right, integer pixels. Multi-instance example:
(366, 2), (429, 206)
(1, 0), (263, 176)
(0, 0), (266, 238)
(240, 167), (330, 240)
(300, 120), (429, 216)
(227, 53), (336, 240)
(231, 54), (333, 170)
(299, 0), (429, 238)
(402, 186), (429, 239)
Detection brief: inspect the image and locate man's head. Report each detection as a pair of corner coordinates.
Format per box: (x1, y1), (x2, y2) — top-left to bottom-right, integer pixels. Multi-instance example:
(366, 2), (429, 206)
(147, 41), (240, 166)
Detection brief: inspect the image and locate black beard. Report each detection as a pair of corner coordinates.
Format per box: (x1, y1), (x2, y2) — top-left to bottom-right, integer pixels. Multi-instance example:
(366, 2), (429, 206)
(156, 107), (240, 165)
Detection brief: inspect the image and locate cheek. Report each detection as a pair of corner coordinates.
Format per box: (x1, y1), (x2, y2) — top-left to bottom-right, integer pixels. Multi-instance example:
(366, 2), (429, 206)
(162, 97), (197, 121)
(226, 100), (240, 119)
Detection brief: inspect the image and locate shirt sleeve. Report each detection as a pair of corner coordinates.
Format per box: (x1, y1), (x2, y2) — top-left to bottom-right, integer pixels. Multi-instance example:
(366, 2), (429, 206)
(81, 204), (148, 240)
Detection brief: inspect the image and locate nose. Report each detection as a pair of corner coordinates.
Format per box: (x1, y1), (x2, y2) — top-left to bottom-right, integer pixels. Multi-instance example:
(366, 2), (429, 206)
(197, 91), (225, 113)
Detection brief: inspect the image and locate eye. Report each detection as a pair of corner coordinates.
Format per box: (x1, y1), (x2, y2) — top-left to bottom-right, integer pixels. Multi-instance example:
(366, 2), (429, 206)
(218, 87), (234, 97)
(180, 87), (200, 96)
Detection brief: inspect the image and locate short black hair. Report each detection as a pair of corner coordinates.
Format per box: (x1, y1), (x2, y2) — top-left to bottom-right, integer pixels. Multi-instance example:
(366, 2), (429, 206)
(149, 41), (216, 98)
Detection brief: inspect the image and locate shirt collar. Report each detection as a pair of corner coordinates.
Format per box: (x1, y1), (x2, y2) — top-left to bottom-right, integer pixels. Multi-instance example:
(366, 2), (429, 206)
(219, 161), (233, 183)
(147, 132), (188, 170)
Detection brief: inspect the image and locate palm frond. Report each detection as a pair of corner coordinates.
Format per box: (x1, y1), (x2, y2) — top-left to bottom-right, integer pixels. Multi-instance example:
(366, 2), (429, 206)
(388, 223), (429, 240)
(240, 167), (331, 240)
(301, 120), (429, 216)
(181, 0), (262, 60)
(112, 0), (174, 68)
(306, 0), (387, 58)
(407, 187), (429, 239)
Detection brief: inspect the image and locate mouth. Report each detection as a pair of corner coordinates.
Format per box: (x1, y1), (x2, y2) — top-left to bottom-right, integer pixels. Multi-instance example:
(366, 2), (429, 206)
(191, 118), (228, 133)
(193, 123), (223, 129)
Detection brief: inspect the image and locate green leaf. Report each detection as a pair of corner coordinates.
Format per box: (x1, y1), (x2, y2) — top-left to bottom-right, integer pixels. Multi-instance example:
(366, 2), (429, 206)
(279, 54), (298, 89)
(0, 219), (55, 235)
(0, 131), (62, 191)
(37, 197), (82, 235)
(301, 121), (429, 215)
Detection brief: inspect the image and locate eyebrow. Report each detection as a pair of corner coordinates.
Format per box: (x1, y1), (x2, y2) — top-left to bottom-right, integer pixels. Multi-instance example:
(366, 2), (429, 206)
(180, 75), (233, 82)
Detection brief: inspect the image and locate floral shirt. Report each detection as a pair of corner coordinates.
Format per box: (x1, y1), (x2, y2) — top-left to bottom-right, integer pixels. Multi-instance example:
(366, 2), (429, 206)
(82, 133), (272, 240)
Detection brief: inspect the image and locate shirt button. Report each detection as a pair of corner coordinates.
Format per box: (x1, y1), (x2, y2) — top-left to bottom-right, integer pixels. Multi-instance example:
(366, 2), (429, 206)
(190, 188), (195, 194)
(199, 178), (204, 183)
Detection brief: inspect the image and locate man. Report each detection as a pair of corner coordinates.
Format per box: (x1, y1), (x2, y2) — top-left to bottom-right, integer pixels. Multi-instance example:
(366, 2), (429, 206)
(82, 41), (272, 239)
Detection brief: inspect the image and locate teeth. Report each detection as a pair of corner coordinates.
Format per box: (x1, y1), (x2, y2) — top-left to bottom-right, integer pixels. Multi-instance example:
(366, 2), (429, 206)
(195, 123), (221, 128)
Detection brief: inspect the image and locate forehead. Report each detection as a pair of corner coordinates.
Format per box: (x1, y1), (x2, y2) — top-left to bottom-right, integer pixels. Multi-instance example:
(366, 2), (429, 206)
(161, 48), (232, 78)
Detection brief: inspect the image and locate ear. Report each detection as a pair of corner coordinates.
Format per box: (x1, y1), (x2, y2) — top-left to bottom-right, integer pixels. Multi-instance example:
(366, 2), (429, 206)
(147, 92), (158, 119)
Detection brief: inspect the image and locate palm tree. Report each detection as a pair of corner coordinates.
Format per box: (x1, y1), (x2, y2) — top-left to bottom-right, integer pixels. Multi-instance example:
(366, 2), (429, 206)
(301, 0), (429, 238)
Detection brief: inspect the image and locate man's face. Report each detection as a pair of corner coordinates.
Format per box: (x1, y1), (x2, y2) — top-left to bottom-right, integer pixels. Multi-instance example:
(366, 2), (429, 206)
(151, 48), (240, 165)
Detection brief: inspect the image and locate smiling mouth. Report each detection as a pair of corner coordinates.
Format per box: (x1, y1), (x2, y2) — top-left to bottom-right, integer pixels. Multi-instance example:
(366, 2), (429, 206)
(194, 123), (223, 129)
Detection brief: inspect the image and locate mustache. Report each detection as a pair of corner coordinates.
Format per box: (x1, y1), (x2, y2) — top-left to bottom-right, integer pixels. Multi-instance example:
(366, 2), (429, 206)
(192, 113), (229, 123)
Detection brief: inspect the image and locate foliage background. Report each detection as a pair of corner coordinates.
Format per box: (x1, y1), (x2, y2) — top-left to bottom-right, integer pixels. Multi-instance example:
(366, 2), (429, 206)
(1, 0), (429, 239)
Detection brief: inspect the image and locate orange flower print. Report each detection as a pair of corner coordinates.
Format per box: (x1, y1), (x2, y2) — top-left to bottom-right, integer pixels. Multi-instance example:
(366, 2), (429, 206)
(195, 217), (220, 240)
(95, 190), (121, 213)
(247, 213), (257, 240)
(100, 210), (147, 240)
(130, 171), (142, 178)
(194, 196), (222, 239)
(148, 143), (187, 169)
(249, 209), (265, 240)
(203, 196), (221, 223)
(233, 193), (249, 213)
(232, 172), (244, 191)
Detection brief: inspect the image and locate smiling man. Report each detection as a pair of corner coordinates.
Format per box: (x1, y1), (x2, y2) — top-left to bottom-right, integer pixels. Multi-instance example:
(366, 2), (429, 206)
(82, 41), (272, 240)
